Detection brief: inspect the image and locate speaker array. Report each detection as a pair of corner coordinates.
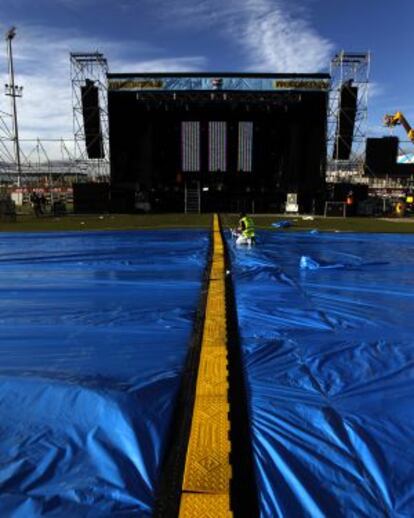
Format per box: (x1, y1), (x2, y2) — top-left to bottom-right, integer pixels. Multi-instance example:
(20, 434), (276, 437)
(364, 137), (398, 177)
(81, 79), (104, 159)
(333, 83), (358, 160)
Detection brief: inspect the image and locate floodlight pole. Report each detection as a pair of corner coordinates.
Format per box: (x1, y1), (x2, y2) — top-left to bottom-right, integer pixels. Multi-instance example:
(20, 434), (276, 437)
(5, 27), (23, 188)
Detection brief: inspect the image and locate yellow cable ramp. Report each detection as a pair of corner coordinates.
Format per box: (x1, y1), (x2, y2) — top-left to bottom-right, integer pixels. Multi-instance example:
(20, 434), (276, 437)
(179, 214), (232, 517)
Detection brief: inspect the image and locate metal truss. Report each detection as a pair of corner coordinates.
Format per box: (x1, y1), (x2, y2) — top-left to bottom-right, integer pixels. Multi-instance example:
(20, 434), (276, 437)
(108, 74), (330, 93)
(70, 52), (110, 180)
(0, 109), (15, 173)
(164, 76), (254, 91)
(327, 51), (370, 182)
(0, 29), (18, 178)
(0, 139), (90, 185)
(135, 90), (301, 109)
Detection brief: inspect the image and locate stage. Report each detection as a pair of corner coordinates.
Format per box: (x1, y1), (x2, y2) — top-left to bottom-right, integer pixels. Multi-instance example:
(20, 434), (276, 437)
(108, 73), (330, 213)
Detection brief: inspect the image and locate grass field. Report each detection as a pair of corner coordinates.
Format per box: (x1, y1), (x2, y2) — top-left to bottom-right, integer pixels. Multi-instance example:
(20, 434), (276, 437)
(222, 214), (414, 233)
(0, 213), (212, 232)
(1, 212), (414, 233)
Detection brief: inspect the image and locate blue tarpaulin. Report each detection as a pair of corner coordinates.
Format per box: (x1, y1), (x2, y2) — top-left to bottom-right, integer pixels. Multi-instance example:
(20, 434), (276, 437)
(271, 221), (293, 229)
(0, 230), (209, 517)
(228, 231), (414, 517)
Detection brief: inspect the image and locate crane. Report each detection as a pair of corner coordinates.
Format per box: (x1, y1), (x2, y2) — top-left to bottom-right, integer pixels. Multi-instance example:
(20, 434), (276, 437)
(383, 112), (414, 143)
(383, 112), (414, 216)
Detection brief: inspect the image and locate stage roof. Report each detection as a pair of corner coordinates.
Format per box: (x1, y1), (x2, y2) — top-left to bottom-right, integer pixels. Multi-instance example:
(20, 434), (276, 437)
(108, 72), (330, 93)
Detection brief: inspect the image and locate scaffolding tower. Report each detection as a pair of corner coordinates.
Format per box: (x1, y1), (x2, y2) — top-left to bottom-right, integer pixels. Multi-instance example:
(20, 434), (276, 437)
(70, 52), (110, 181)
(327, 51), (370, 182)
(0, 109), (15, 173)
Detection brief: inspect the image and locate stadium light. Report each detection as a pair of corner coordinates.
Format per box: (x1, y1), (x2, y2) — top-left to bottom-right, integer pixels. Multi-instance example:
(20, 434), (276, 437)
(6, 27), (16, 41)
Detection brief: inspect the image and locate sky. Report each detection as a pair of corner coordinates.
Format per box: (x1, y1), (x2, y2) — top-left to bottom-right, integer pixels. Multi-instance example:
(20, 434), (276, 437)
(0, 0), (413, 159)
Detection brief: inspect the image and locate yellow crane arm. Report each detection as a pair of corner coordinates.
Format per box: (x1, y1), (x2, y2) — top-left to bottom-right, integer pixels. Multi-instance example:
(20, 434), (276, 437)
(384, 112), (414, 143)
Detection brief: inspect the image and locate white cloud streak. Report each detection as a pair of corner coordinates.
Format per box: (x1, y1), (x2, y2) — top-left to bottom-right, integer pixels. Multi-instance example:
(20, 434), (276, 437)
(150, 0), (334, 72)
(239, 0), (333, 72)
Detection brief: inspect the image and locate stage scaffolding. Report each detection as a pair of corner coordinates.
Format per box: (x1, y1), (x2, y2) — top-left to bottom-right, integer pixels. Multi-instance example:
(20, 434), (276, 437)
(1, 36), (110, 185)
(327, 51), (370, 182)
(70, 52), (110, 181)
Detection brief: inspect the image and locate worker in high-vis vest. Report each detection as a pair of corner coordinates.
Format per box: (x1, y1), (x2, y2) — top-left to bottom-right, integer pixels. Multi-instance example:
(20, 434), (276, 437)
(235, 212), (256, 246)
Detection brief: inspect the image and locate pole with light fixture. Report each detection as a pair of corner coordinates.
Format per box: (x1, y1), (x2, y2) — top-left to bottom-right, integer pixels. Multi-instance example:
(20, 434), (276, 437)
(5, 27), (23, 188)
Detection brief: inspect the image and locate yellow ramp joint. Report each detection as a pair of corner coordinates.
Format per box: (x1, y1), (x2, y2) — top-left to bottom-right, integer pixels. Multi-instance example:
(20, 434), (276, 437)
(179, 214), (232, 517)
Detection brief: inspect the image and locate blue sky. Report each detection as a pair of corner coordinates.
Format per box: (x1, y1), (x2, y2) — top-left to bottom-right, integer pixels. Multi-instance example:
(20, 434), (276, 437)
(0, 0), (412, 158)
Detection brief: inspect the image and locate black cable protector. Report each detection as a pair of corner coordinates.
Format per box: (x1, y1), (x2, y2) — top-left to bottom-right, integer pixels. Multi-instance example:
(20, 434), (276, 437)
(219, 214), (260, 518)
(153, 229), (213, 518)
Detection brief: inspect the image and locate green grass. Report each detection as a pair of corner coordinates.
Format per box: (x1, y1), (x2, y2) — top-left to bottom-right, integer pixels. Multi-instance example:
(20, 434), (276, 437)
(0, 213), (213, 232)
(2, 212), (414, 233)
(221, 214), (414, 234)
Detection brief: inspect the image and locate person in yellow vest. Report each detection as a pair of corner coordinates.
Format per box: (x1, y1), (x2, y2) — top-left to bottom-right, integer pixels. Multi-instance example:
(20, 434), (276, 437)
(235, 212), (256, 246)
(395, 201), (405, 217)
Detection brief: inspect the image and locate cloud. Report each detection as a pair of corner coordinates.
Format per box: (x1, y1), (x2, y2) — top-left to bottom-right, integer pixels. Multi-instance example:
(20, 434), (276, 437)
(368, 82), (385, 100)
(113, 56), (206, 73)
(149, 0), (334, 72)
(230, 0), (333, 72)
(0, 23), (206, 160)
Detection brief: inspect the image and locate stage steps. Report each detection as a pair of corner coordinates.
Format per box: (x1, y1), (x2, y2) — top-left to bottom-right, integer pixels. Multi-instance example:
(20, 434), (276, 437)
(185, 184), (201, 214)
